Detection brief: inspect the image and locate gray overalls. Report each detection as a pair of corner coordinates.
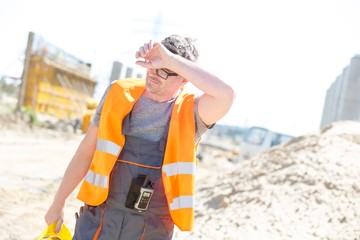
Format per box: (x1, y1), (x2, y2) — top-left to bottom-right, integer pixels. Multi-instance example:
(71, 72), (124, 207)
(73, 114), (174, 240)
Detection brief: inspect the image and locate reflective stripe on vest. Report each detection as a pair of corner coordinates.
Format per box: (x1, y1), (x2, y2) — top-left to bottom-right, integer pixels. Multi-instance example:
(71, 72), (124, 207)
(84, 169), (108, 188)
(84, 137), (122, 187)
(96, 139), (121, 156)
(163, 162), (196, 212)
(162, 162), (196, 176)
(82, 139), (121, 188)
(170, 196), (194, 210)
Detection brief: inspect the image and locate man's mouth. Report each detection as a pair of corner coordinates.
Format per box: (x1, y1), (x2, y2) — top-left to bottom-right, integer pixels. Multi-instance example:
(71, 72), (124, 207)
(148, 76), (160, 85)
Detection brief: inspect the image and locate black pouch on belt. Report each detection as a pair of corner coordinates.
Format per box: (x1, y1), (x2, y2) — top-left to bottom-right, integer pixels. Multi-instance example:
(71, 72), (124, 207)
(125, 174), (147, 209)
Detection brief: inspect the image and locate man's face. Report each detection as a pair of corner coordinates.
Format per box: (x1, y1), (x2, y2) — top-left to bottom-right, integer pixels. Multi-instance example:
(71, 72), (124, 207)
(145, 69), (183, 96)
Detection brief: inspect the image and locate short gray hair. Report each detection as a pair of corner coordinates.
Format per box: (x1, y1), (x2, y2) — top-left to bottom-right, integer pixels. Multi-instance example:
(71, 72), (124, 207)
(161, 35), (199, 62)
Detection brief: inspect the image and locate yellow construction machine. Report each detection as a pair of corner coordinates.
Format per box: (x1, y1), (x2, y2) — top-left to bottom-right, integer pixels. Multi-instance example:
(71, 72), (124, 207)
(18, 32), (98, 133)
(81, 97), (98, 133)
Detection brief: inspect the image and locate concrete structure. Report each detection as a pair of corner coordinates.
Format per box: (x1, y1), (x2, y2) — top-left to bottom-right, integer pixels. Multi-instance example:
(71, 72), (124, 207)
(320, 55), (360, 128)
(125, 67), (133, 78)
(109, 61), (123, 83)
(109, 61), (144, 82)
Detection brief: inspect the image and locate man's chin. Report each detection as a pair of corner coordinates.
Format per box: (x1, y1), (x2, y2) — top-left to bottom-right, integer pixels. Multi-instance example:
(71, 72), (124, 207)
(145, 84), (158, 94)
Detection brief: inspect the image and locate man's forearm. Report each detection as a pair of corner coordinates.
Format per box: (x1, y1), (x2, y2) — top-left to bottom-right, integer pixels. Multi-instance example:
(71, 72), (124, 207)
(52, 125), (97, 206)
(169, 54), (235, 125)
(52, 150), (92, 206)
(169, 54), (234, 99)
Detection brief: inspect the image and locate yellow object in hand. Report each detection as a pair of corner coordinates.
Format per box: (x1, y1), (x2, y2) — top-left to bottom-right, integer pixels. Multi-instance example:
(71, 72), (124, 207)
(35, 222), (72, 240)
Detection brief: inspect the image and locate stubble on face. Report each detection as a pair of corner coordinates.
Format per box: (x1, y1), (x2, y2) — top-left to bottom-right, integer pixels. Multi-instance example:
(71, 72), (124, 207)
(145, 71), (166, 96)
(144, 70), (184, 101)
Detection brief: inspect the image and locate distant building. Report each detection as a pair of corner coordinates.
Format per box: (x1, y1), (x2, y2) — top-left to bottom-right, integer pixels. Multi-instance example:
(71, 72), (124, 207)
(109, 61), (144, 83)
(109, 61), (123, 83)
(320, 55), (360, 128)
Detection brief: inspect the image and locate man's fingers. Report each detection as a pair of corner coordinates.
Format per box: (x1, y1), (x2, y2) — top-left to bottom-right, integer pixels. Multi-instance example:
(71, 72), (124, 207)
(135, 51), (140, 59)
(136, 40), (158, 60)
(135, 60), (152, 69)
(80, 206), (84, 214)
(148, 39), (154, 48)
(144, 40), (154, 53)
(75, 205), (85, 220)
(55, 219), (63, 234)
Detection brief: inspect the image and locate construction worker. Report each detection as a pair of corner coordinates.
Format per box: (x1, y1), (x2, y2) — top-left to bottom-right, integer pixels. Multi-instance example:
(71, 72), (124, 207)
(44, 35), (235, 239)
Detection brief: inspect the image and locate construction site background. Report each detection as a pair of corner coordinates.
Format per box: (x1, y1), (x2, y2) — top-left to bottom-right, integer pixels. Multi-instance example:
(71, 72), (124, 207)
(2, 32), (98, 133)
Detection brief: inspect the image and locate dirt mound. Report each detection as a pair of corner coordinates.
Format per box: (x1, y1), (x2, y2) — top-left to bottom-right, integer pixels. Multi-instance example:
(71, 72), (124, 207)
(178, 121), (360, 239)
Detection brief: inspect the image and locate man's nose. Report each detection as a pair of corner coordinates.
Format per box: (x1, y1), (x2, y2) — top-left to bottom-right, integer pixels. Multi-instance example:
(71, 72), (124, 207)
(148, 69), (157, 76)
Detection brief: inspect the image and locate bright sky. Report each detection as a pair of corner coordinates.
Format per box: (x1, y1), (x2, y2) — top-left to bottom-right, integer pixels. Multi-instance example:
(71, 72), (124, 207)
(1, 0), (359, 136)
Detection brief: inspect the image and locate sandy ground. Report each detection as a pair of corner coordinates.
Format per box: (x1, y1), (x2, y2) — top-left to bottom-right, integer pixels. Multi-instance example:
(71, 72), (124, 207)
(0, 115), (82, 239)
(1, 114), (360, 240)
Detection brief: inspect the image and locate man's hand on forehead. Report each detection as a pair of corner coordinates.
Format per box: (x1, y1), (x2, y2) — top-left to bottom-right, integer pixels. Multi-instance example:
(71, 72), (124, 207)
(135, 40), (173, 70)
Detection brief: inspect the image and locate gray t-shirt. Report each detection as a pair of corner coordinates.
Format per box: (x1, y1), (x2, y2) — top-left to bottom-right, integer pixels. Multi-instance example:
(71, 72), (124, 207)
(92, 84), (211, 142)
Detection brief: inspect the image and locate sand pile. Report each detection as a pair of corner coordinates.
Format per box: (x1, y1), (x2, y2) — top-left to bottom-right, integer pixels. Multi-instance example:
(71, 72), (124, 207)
(175, 120), (360, 239)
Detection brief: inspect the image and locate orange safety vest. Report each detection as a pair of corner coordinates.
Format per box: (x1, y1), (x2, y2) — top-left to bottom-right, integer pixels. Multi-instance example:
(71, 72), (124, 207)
(77, 78), (197, 231)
